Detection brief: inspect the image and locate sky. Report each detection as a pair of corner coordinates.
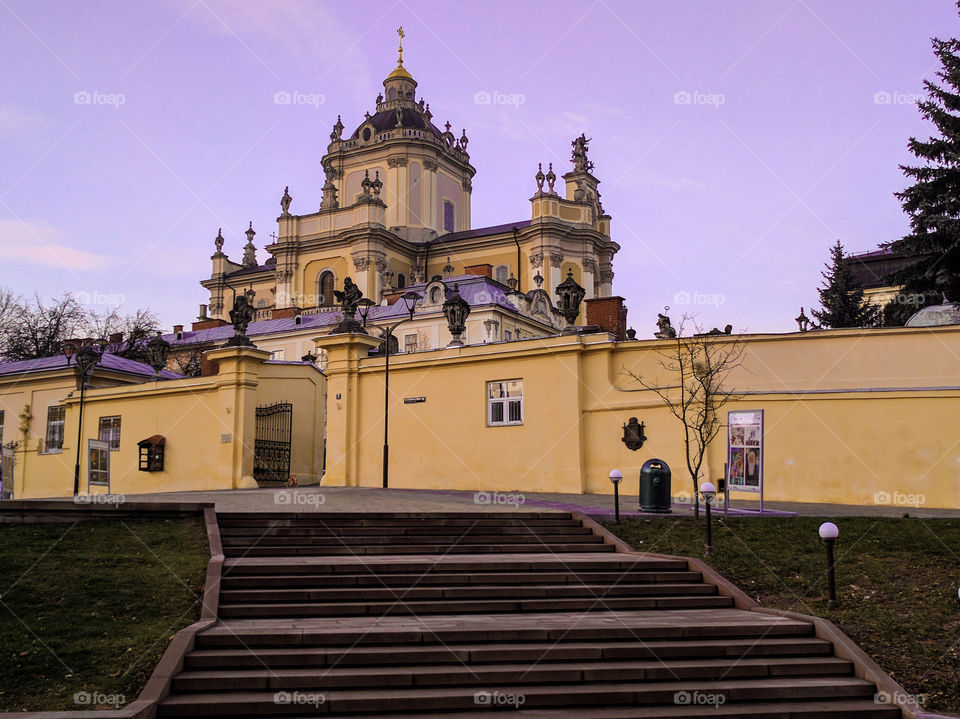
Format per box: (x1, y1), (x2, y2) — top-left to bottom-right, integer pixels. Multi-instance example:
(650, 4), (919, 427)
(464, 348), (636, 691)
(1, 0), (957, 335)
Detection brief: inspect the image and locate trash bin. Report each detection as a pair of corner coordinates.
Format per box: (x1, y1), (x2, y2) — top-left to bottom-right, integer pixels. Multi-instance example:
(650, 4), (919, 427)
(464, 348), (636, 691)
(639, 458), (672, 513)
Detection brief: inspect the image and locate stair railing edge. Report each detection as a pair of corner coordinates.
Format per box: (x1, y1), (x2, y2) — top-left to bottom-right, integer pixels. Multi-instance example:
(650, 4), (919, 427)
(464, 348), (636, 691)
(572, 510), (952, 719)
(571, 511), (757, 610)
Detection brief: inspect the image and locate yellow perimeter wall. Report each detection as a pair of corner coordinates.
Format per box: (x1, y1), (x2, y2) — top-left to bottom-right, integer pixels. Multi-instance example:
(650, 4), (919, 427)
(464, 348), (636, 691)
(6, 348), (325, 498)
(319, 326), (960, 509)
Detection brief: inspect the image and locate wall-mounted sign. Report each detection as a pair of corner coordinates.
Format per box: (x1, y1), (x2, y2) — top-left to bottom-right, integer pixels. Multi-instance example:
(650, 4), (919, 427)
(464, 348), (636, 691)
(727, 410), (763, 494)
(404, 396), (426, 404)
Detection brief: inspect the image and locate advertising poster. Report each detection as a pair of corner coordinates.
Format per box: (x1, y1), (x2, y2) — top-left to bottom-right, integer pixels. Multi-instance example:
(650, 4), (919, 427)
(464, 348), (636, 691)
(727, 410), (763, 493)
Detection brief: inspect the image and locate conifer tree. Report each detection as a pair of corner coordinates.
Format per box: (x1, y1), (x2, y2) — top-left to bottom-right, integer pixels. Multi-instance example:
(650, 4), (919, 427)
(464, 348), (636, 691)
(885, 23), (960, 323)
(812, 240), (879, 328)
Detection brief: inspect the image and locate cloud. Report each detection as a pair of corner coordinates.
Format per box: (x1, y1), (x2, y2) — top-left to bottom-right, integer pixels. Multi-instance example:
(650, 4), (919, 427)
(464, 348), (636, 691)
(0, 219), (114, 270)
(0, 106), (45, 139)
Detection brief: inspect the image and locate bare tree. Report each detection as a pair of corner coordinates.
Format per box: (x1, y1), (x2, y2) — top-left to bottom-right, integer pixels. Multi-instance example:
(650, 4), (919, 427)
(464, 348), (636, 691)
(169, 344), (205, 377)
(85, 308), (161, 361)
(623, 316), (746, 518)
(0, 288), (23, 358)
(1, 293), (87, 361)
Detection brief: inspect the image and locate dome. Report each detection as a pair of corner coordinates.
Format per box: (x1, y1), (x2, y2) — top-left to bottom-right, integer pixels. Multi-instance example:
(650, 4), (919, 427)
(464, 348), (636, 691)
(351, 107), (443, 140)
(905, 303), (960, 327)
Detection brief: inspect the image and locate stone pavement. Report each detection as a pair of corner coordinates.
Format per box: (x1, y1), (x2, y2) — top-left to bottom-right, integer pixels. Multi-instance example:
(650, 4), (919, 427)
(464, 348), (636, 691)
(53, 485), (960, 518)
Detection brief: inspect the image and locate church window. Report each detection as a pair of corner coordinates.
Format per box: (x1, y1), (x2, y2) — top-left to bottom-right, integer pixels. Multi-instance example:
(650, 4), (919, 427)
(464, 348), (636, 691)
(397, 273), (406, 289)
(317, 271), (335, 307)
(488, 380), (523, 426)
(495, 265), (509, 284)
(443, 200), (455, 232)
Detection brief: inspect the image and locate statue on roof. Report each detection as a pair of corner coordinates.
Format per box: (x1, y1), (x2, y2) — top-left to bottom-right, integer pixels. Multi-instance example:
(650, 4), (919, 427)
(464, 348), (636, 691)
(213, 228), (224, 255)
(280, 186), (292, 216)
(571, 133), (594, 173)
(655, 312), (676, 340)
(334, 277), (363, 318)
(330, 115), (344, 142)
(225, 289), (257, 347)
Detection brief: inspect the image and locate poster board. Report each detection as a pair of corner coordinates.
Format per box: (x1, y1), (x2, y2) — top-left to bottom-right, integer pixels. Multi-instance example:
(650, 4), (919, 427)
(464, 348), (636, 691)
(726, 410), (763, 494)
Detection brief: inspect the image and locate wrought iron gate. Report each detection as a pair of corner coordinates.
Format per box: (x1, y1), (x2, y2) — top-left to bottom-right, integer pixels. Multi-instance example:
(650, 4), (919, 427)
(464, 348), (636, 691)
(254, 402), (292, 486)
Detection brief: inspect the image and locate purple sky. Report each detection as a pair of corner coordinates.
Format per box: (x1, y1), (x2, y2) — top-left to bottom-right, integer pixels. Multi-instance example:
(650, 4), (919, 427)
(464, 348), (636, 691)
(1, 1), (957, 335)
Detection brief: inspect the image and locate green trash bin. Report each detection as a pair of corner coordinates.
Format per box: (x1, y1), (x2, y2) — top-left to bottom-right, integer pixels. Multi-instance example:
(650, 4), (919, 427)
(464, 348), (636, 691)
(639, 458), (672, 513)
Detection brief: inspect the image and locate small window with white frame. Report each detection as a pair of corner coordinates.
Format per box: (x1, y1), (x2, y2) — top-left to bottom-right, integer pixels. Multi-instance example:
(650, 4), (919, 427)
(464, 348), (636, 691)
(98, 416), (122, 451)
(45, 406), (65, 452)
(487, 380), (523, 426)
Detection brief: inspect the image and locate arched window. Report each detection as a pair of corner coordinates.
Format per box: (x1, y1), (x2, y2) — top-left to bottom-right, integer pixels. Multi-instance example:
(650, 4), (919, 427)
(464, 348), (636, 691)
(317, 271), (335, 307)
(443, 200), (455, 232)
(397, 273), (406, 289)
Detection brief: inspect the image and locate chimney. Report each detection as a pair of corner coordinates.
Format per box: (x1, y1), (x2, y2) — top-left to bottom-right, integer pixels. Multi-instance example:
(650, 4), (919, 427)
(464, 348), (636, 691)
(584, 296), (628, 341)
(108, 332), (124, 345)
(173, 324), (183, 334)
(198, 304), (208, 320)
(464, 263), (493, 279)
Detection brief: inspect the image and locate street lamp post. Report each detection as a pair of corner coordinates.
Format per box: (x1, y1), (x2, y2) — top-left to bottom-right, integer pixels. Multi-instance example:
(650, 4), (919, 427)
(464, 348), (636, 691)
(63, 338), (107, 496)
(609, 469), (623, 523)
(819, 522), (840, 608)
(360, 292), (421, 489)
(700, 481), (716, 555)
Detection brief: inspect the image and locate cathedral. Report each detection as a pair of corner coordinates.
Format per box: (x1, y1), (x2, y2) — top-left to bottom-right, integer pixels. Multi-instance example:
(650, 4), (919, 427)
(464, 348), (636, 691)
(180, 31), (621, 363)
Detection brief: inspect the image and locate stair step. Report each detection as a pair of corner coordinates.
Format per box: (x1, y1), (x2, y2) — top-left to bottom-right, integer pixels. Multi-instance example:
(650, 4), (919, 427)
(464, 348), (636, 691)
(221, 533), (605, 546)
(224, 543), (616, 556)
(217, 583), (716, 603)
(184, 636), (834, 670)
(157, 677), (879, 716)
(173, 655), (854, 692)
(221, 556), (689, 574)
(219, 570), (703, 589)
(219, 525), (595, 537)
(217, 595), (735, 618)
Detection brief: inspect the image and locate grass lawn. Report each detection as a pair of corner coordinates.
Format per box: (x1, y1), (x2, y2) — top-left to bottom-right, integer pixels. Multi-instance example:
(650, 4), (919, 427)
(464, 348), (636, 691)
(0, 517), (209, 712)
(604, 515), (960, 714)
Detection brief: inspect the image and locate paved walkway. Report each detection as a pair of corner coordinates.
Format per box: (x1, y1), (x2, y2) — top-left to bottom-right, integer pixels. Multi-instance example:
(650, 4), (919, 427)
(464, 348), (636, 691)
(54, 485), (960, 518)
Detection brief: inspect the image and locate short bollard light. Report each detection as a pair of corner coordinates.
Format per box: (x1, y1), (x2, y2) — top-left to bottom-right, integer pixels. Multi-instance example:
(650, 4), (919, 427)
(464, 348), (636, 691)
(818, 522), (840, 608)
(609, 470), (623, 524)
(699, 482), (716, 555)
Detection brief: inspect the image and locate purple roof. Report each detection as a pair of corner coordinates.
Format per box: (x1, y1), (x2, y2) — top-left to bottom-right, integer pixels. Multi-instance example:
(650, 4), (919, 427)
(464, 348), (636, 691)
(169, 275), (531, 347)
(439, 220), (531, 243)
(0, 353), (185, 380)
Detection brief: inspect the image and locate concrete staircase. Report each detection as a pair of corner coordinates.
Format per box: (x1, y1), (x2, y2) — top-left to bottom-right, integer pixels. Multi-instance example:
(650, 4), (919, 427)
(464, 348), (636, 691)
(158, 512), (900, 718)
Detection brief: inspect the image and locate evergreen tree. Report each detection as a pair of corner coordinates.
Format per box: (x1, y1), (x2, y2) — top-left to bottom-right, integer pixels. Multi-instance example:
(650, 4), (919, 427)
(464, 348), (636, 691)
(885, 24), (960, 323)
(811, 240), (879, 328)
